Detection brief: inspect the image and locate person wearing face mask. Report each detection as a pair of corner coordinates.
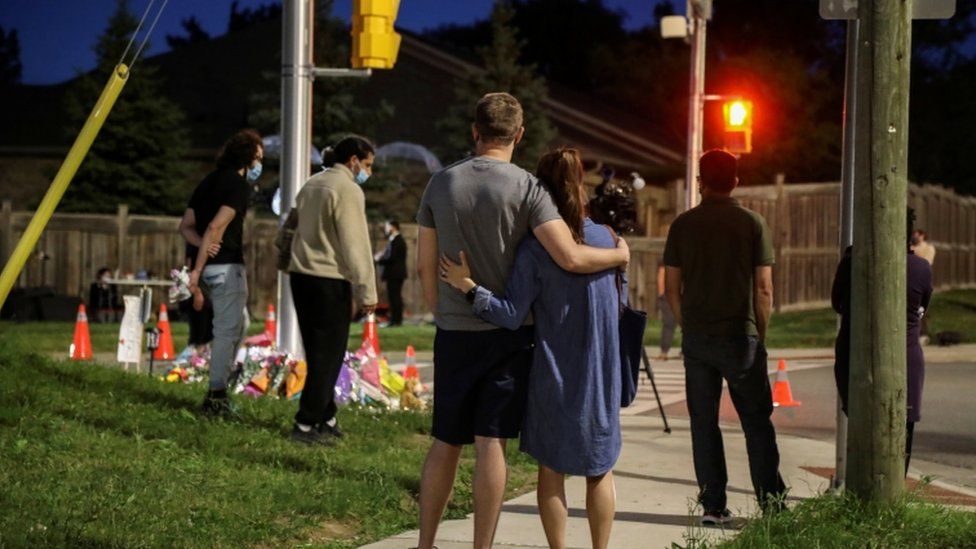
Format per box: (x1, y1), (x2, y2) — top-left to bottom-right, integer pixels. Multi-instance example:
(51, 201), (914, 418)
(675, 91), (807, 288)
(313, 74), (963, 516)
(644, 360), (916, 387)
(277, 135), (378, 445)
(183, 129), (263, 417)
(375, 219), (408, 327)
(88, 267), (119, 323)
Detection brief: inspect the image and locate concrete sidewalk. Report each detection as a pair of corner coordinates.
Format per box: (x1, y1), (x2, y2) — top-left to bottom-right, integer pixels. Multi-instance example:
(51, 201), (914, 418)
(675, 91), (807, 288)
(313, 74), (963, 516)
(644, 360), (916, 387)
(360, 416), (833, 549)
(62, 344), (975, 547)
(362, 415), (976, 549)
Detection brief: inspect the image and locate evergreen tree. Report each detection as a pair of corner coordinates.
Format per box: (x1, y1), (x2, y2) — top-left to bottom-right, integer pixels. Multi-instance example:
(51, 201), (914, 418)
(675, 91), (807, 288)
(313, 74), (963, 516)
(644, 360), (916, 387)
(165, 17), (211, 50)
(0, 26), (22, 87)
(436, 1), (555, 169)
(61, 0), (189, 214)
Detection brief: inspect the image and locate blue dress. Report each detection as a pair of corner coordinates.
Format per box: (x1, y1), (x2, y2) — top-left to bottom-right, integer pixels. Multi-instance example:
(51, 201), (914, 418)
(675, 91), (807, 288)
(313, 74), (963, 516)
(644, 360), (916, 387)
(471, 218), (622, 476)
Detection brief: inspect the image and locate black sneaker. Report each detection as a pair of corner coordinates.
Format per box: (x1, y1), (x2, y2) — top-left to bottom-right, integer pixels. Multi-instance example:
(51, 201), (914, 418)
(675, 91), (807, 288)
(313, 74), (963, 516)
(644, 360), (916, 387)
(290, 424), (333, 446)
(701, 509), (733, 526)
(318, 421), (344, 440)
(200, 391), (238, 419)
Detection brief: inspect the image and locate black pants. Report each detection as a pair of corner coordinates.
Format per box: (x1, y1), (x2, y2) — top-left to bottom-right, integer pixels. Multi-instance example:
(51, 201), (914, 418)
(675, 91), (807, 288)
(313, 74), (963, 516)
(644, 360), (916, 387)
(683, 333), (787, 512)
(291, 273), (352, 427)
(386, 278), (404, 325)
(180, 297), (214, 346)
(905, 420), (916, 475)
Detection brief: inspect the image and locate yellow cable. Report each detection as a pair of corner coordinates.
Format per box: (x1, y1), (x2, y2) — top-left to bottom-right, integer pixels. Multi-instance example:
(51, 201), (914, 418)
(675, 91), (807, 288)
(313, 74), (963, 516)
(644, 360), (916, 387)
(0, 64), (130, 309)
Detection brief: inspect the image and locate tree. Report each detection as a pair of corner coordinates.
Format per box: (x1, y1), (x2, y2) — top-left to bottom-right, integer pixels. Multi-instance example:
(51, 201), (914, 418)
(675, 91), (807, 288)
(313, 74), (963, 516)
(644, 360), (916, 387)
(229, 1), (282, 34)
(60, 0), (189, 215)
(165, 17), (211, 50)
(436, 1), (556, 169)
(908, 4), (976, 195)
(0, 26), (22, 87)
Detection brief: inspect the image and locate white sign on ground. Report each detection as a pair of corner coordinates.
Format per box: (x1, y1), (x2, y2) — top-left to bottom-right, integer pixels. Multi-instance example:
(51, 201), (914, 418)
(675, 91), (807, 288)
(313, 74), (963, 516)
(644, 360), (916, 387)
(117, 295), (143, 365)
(820, 0), (955, 20)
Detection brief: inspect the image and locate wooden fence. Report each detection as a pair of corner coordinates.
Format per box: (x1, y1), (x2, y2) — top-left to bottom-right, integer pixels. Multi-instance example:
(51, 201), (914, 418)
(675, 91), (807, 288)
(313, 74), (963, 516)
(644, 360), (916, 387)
(732, 180), (976, 311)
(2, 181), (974, 318)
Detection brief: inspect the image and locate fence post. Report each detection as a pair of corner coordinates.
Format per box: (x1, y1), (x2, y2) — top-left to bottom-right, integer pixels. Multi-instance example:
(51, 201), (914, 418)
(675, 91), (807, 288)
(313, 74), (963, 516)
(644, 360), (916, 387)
(773, 173), (788, 313)
(1, 200), (11, 264)
(116, 204), (128, 273)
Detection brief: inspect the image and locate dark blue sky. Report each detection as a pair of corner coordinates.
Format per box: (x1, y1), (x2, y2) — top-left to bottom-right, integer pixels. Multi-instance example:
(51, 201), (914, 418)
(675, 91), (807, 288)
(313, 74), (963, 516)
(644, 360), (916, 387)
(0, 0), (668, 85)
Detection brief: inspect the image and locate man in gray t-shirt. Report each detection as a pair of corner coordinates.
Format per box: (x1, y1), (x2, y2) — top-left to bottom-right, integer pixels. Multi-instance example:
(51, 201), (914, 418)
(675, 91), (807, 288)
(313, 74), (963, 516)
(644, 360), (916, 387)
(414, 92), (629, 549)
(417, 156), (560, 330)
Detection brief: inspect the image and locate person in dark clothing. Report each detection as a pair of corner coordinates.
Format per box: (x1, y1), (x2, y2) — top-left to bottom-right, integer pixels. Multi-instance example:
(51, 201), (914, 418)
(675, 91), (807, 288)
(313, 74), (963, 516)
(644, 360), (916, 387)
(375, 219), (408, 326)
(177, 243), (214, 351)
(663, 150), (786, 525)
(831, 208), (933, 474)
(88, 267), (118, 323)
(183, 129), (263, 417)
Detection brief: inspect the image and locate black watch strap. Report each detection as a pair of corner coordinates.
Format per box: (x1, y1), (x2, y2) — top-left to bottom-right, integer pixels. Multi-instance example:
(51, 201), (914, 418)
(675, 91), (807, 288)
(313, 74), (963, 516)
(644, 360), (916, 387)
(465, 286), (478, 304)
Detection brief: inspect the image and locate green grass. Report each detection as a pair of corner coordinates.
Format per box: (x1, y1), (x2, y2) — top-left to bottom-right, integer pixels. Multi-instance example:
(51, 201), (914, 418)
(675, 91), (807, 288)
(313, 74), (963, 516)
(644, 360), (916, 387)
(927, 288), (976, 343)
(0, 320), (435, 357)
(0, 344), (538, 547)
(2, 289), (973, 356)
(706, 490), (976, 548)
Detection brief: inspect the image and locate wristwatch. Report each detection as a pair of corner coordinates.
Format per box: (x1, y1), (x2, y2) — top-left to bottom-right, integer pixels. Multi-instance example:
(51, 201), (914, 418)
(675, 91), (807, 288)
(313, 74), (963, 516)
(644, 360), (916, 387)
(465, 286), (478, 304)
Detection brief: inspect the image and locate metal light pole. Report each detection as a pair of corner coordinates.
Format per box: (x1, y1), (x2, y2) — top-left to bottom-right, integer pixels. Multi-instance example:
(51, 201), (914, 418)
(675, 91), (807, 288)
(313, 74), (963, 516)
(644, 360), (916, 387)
(278, 0), (314, 356)
(834, 19), (859, 490)
(684, 0), (709, 212)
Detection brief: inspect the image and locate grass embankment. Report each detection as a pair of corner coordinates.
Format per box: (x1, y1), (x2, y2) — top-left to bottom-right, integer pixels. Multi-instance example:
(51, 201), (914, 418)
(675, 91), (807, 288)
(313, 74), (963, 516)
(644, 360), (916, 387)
(709, 491), (976, 548)
(0, 345), (537, 547)
(1, 289), (972, 356)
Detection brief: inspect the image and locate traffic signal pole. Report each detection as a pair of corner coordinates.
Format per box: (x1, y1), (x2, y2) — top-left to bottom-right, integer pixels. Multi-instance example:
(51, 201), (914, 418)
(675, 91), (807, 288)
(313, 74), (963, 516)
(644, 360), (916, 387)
(683, 0), (708, 212)
(278, 0), (314, 356)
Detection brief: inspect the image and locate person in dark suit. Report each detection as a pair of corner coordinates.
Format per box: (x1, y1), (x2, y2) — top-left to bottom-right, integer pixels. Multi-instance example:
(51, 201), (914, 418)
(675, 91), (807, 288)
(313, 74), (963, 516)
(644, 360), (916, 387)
(375, 219), (407, 326)
(831, 208), (933, 475)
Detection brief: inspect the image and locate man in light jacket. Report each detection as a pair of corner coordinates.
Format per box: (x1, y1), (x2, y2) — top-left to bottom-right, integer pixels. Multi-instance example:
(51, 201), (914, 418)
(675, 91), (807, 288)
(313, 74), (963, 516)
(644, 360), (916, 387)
(280, 135), (378, 445)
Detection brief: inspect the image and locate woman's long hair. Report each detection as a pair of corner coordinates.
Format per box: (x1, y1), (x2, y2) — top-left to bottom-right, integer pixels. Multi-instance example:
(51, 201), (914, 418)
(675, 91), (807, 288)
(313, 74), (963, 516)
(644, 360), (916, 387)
(536, 147), (586, 243)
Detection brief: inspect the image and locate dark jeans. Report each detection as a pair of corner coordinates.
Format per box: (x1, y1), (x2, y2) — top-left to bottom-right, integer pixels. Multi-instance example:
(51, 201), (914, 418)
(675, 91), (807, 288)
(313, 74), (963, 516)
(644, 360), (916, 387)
(386, 277), (404, 325)
(291, 272), (352, 427)
(682, 332), (786, 512)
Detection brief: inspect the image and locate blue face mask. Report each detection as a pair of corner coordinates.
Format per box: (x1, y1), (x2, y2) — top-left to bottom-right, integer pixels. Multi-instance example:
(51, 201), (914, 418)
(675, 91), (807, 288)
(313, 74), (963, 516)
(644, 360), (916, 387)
(246, 161), (263, 182)
(355, 167), (370, 185)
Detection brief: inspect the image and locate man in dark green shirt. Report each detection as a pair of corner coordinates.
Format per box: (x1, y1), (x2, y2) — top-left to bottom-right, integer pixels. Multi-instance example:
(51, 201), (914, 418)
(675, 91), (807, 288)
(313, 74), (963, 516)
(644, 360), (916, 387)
(663, 149), (786, 524)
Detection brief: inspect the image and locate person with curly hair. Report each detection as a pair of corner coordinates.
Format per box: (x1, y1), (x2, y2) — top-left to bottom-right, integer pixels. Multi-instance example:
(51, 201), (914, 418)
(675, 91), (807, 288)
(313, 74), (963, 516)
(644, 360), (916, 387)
(182, 129), (263, 417)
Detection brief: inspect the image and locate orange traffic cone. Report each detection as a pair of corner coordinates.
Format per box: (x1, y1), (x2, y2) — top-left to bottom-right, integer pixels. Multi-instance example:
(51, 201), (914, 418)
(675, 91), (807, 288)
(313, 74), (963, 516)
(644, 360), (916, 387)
(403, 344), (419, 380)
(772, 359), (801, 407)
(265, 303), (277, 338)
(70, 304), (93, 360)
(153, 304), (176, 361)
(362, 312), (380, 354)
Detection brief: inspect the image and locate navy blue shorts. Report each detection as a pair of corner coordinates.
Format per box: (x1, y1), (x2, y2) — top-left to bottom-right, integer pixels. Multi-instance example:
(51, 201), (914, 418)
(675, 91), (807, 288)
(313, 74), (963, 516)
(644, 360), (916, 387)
(431, 326), (534, 445)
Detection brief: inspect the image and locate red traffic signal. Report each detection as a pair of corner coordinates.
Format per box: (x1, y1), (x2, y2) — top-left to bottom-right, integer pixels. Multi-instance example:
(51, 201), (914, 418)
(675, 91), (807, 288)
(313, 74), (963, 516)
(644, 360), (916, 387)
(722, 99), (753, 154)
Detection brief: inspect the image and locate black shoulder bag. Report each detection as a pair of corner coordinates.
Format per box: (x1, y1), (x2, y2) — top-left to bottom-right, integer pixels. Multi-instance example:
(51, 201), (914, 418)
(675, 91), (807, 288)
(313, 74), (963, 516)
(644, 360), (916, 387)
(603, 226), (647, 407)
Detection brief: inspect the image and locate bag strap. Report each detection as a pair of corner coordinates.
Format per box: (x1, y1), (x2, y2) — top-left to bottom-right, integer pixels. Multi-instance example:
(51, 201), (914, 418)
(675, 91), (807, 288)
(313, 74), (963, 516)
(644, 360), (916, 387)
(601, 225), (625, 315)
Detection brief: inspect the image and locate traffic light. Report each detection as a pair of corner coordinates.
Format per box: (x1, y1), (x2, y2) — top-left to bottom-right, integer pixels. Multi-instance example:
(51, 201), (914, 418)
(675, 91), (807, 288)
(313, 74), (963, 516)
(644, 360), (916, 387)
(352, 0), (401, 70)
(722, 99), (753, 154)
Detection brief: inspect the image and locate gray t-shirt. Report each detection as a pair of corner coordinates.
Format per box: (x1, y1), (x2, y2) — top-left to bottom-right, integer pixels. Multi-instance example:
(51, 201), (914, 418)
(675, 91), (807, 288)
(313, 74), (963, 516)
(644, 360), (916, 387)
(417, 156), (562, 331)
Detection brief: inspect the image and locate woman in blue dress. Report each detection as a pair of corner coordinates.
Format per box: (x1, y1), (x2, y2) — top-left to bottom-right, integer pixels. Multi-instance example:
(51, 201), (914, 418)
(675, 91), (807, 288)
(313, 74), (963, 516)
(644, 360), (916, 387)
(439, 148), (622, 549)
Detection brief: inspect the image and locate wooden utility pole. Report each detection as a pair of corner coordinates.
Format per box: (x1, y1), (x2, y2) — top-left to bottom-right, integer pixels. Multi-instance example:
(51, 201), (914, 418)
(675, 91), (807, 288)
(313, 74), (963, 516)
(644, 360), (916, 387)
(847, 0), (913, 502)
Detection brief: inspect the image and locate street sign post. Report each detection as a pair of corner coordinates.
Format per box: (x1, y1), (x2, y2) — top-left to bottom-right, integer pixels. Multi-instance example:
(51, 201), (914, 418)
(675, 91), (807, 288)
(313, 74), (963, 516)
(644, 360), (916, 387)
(820, 0), (955, 20)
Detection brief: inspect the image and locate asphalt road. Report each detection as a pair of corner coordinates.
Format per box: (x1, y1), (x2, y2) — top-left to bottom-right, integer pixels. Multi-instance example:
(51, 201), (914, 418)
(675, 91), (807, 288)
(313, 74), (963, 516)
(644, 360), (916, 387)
(662, 361), (976, 489)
